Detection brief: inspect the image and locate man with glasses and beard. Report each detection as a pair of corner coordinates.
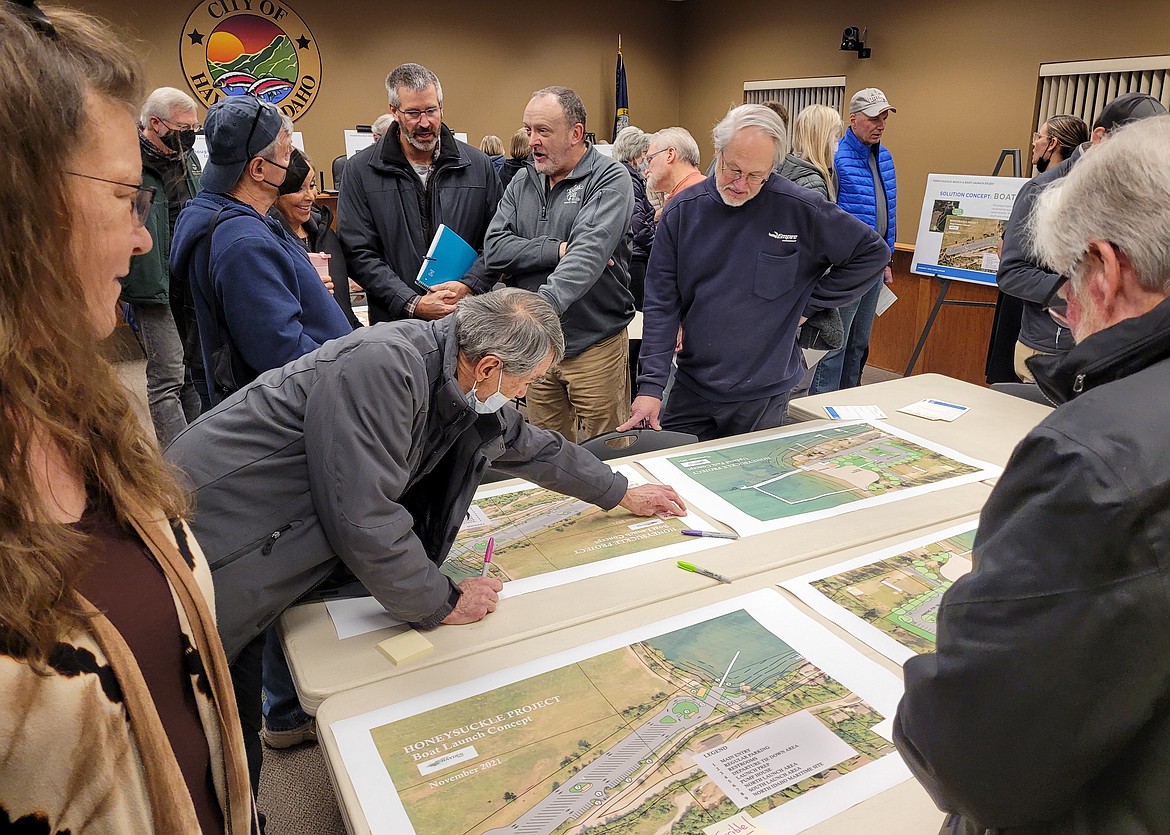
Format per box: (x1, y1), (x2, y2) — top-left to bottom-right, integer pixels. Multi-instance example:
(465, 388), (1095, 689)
(121, 87), (204, 442)
(621, 104), (888, 441)
(170, 94), (351, 408)
(339, 62), (502, 324)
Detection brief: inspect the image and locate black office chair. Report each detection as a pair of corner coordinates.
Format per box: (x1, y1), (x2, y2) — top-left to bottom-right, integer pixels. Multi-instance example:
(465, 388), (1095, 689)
(331, 154), (347, 191)
(580, 428), (699, 462)
(989, 381), (1053, 406)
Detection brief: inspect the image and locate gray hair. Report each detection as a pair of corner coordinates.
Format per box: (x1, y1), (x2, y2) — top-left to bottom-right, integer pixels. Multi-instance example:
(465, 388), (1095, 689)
(1030, 114), (1170, 295)
(371, 113), (394, 139)
(140, 86), (197, 124)
(455, 288), (566, 373)
(650, 126), (701, 167)
(612, 126), (650, 163)
(532, 86), (587, 131)
(712, 104), (789, 169)
(258, 113), (295, 162)
(385, 63), (443, 108)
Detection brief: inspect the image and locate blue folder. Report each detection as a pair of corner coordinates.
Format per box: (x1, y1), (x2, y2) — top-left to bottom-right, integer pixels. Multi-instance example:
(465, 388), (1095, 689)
(415, 224), (478, 292)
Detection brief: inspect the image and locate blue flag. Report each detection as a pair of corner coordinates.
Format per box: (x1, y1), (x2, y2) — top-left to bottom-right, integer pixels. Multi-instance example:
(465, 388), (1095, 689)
(613, 47), (629, 141)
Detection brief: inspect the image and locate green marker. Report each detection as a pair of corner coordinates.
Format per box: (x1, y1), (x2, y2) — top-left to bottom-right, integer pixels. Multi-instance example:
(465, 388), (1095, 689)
(677, 561), (732, 584)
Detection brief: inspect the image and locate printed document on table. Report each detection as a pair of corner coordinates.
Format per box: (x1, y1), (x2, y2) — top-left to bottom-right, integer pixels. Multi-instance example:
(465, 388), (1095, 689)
(330, 589), (910, 835)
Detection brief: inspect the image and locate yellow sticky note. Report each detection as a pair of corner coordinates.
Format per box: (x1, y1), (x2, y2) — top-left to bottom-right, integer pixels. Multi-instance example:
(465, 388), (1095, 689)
(703, 811), (772, 835)
(376, 629), (434, 666)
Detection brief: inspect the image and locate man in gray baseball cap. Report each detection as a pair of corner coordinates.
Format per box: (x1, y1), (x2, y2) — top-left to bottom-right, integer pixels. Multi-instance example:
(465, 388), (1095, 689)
(849, 87), (897, 118)
(198, 94), (286, 194)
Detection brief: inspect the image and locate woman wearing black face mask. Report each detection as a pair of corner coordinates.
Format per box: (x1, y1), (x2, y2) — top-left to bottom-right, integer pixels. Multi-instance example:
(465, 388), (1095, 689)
(271, 149), (363, 328)
(1031, 114), (1089, 173)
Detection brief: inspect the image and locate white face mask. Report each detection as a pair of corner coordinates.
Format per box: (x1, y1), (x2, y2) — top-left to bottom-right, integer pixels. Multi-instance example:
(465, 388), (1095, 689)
(467, 372), (509, 414)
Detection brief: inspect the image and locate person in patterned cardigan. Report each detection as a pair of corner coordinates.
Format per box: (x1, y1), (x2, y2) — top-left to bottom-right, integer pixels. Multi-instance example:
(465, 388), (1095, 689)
(0, 3), (255, 832)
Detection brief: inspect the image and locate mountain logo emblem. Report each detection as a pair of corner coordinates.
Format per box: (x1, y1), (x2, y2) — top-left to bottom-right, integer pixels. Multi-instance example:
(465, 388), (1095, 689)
(180, 1), (321, 121)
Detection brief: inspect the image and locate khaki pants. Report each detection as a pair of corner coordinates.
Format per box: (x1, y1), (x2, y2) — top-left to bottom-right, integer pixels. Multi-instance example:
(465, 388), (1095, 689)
(526, 331), (630, 443)
(1013, 341), (1051, 383)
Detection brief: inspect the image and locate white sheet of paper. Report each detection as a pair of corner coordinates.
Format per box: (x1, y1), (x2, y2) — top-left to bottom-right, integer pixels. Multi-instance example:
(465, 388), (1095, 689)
(875, 284), (898, 316)
(897, 398), (970, 421)
(823, 404), (887, 421)
(695, 710), (857, 807)
(325, 597), (404, 641)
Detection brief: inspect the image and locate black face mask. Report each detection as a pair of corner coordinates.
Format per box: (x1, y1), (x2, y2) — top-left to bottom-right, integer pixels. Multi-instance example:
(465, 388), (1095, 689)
(263, 148), (312, 195)
(161, 127), (197, 155)
(1035, 142), (1054, 173)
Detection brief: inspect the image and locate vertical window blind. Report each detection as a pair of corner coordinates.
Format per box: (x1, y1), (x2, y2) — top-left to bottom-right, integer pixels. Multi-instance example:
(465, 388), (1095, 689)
(1037, 56), (1170, 129)
(743, 76), (846, 116)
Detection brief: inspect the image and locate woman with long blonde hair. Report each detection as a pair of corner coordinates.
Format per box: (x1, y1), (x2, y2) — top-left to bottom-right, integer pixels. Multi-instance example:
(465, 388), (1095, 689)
(781, 103), (845, 200)
(0, 2), (254, 831)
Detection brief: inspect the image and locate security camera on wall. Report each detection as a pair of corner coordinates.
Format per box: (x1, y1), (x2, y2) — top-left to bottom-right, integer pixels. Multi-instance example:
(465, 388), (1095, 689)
(840, 26), (872, 59)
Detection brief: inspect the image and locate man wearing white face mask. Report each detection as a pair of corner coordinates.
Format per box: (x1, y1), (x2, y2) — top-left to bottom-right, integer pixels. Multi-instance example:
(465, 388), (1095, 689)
(168, 288), (687, 770)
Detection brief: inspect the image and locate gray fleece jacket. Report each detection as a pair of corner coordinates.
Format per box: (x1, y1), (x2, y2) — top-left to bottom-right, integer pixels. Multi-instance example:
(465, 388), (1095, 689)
(166, 317), (626, 660)
(484, 144), (635, 358)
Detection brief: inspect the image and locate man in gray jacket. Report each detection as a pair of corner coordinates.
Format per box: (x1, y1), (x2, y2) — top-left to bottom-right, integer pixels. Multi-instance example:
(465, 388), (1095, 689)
(485, 86), (636, 442)
(339, 63), (502, 324)
(167, 288), (684, 783)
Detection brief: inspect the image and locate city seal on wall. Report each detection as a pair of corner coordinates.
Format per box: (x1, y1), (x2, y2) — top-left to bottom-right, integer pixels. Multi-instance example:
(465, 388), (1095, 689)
(180, 0), (321, 120)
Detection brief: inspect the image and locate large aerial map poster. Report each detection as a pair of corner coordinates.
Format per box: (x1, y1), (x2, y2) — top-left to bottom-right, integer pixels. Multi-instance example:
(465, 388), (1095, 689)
(781, 523), (978, 664)
(639, 421), (1000, 536)
(442, 465), (730, 597)
(330, 590), (910, 835)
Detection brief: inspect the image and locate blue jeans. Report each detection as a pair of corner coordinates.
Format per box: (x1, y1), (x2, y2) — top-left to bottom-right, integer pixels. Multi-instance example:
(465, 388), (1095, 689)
(262, 628), (312, 732)
(809, 281), (882, 394)
(130, 303), (200, 446)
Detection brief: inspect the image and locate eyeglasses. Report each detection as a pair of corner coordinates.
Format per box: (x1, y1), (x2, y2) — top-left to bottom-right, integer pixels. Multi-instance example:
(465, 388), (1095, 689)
(160, 117), (203, 132)
(1041, 242), (1119, 313)
(719, 156), (769, 187)
(644, 148), (670, 163)
(1033, 132), (1051, 143)
(398, 106), (441, 121)
(66, 171), (156, 227)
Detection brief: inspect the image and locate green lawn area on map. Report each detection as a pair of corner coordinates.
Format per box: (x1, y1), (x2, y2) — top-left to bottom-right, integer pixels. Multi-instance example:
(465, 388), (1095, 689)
(667, 424), (979, 522)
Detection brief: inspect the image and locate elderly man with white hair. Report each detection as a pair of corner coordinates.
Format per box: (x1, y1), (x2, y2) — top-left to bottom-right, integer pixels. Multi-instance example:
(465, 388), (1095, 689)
(621, 104), (888, 440)
(894, 114), (1170, 834)
(643, 125), (705, 218)
(122, 86), (204, 442)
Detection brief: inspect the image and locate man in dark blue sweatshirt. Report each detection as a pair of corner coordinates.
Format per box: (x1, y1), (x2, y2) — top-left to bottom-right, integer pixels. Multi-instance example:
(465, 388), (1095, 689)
(170, 95), (351, 407)
(621, 104), (889, 441)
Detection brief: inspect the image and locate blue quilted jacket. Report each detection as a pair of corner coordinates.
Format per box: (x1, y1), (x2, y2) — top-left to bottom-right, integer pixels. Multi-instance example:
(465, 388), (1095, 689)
(835, 127), (896, 249)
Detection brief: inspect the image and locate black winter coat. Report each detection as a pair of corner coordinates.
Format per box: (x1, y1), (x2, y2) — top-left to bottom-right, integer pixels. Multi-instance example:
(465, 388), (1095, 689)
(895, 296), (1170, 834)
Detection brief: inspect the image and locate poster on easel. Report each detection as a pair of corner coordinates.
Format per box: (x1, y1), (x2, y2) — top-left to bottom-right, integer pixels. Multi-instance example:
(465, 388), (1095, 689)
(911, 174), (1029, 286)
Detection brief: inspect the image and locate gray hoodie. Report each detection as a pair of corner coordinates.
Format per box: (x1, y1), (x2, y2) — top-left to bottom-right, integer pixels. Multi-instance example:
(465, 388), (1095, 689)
(484, 145), (635, 358)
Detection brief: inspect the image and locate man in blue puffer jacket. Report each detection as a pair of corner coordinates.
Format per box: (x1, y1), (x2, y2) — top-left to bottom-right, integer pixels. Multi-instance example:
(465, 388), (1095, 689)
(811, 87), (897, 393)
